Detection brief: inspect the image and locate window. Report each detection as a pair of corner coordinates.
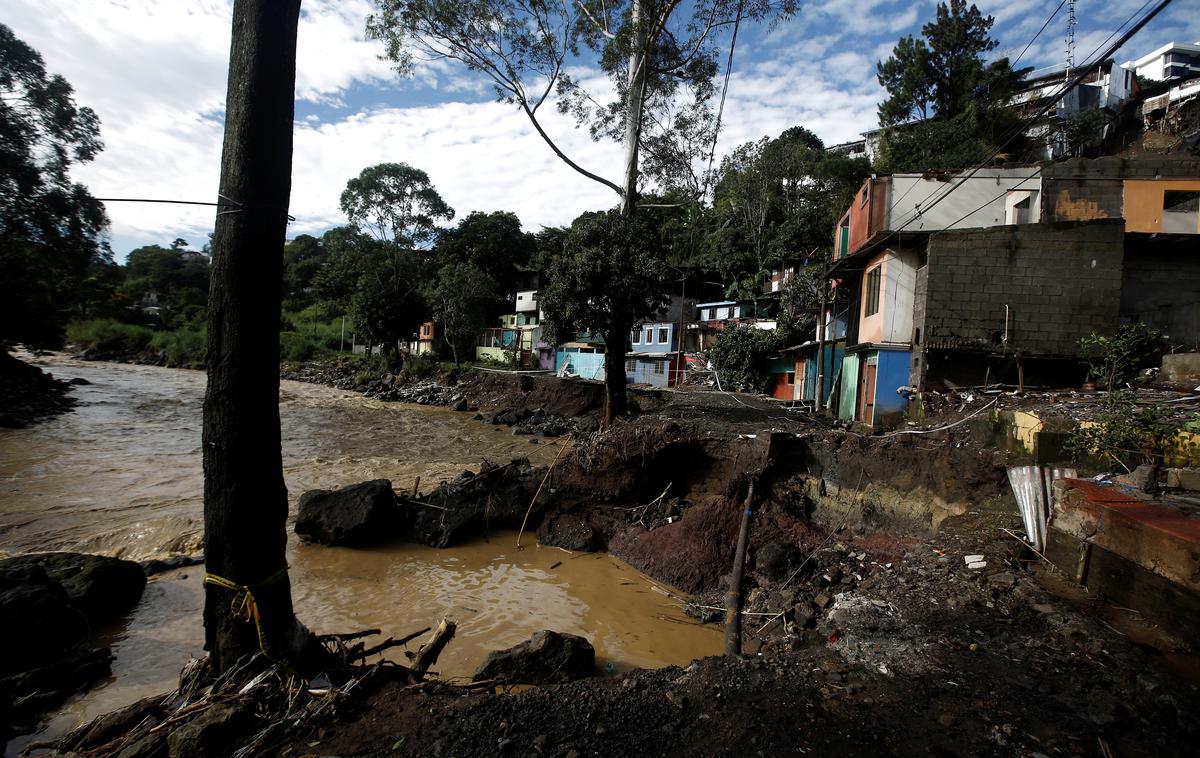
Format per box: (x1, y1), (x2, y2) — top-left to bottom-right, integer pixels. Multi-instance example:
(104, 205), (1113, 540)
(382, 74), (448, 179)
(631, 329), (641, 344)
(653, 361), (665, 375)
(786, 372), (795, 385)
(859, 186), (868, 207)
(864, 266), (882, 317)
(626, 359), (636, 372)
(644, 329), (653, 344)
(1163, 190), (1200, 233)
(658, 327), (669, 344)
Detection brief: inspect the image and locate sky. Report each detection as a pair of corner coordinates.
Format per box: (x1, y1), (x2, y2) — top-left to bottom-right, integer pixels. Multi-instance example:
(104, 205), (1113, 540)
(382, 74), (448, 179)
(6, 0), (1198, 258)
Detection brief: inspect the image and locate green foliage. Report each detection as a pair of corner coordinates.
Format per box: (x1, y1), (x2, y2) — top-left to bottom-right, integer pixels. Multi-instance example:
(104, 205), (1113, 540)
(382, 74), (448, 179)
(405, 353), (441, 379)
(540, 209), (670, 347)
(874, 1), (1029, 170)
(875, 118), (994, 173)
(703, 126), (871, 289)
(1066, 390), (1182, 471)
(430, 261), (498, 365)
(1077, 323), (1164, 391)
(151, 328), (206, 368)
(708, 324), (785, 394)
(0, 23), (109, 347)
(1064, 107), (1107, 158)
(433, 211), (534, 293)
(340, 162), (454, 247)
(282, 234), (327, 309)
(64, 319), (152, 353)
(122, 244), (211, 328)
(279, 331), (320, 362)
(877, 0), (1027, 126)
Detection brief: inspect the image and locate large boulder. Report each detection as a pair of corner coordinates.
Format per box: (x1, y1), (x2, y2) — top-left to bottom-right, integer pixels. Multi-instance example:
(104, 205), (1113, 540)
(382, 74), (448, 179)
(0, 552), (146, 625)
(472, 630), (595, 684)
(0, 563), (85, 676)
(294, 479), (399, 546)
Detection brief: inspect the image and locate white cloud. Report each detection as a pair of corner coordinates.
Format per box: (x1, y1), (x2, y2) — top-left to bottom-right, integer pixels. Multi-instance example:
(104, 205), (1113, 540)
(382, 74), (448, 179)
(9, 0), (1187, 257)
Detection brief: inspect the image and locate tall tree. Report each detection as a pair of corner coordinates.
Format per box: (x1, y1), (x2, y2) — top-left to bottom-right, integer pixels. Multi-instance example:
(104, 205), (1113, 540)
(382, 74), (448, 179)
(540, 209), (668, 422)
(340, 162), (454, 248)
(339, 163), (452, 353)
(367, 2), (794, 216)
(705, 126), (869, 295)
(431, 262), (499, 366)
(875, 0), (1029, 170)
(367, 1), (795, 420)
(0, 23), (109, 348)
(202, 0), (311, 673)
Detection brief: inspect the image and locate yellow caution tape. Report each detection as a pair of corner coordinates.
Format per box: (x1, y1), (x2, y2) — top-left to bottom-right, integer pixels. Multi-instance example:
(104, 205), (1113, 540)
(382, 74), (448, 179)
(203, 566), (288, 658)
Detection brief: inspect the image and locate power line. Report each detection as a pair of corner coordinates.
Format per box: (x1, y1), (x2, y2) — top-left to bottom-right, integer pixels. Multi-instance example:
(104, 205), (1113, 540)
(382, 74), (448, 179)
(1012, 0), (1068, 68)
(876, 0), (1173, 249)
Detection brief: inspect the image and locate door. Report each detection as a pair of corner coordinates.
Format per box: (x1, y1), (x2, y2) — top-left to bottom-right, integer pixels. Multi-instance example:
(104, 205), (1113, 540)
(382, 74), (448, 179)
(857, 355), (877, 426)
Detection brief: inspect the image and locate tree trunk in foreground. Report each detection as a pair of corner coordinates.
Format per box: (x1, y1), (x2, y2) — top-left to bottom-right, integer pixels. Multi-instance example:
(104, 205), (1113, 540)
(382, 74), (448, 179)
(602, 326), (630, 425)
(202, 0), (303, 674)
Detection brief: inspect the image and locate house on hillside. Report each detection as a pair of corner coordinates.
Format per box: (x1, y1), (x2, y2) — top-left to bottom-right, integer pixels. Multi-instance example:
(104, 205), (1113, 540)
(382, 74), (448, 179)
(475, 285), (545, 367)
(413, 321), (438, 355)
(827, 167), (1045, 427)
(625, 294), (700, 388)
(823, 156), (1200, 429)
(1122, 41), (1200, 83)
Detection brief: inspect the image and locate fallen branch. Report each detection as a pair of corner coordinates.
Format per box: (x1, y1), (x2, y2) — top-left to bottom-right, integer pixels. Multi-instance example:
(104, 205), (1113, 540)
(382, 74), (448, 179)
(411, 618), (457, 679)
(357, 626), (432, 662)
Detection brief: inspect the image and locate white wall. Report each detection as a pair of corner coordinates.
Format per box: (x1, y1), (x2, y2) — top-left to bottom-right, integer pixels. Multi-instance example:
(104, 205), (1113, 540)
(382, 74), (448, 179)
(885, 169), (1042, 233)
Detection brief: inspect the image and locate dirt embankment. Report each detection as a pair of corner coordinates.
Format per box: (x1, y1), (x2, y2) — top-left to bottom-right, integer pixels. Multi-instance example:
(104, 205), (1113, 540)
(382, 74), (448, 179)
(291, 510), (1199, 758)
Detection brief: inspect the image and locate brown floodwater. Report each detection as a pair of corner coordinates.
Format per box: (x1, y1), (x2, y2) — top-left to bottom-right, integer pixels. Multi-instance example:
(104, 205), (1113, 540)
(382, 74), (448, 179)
(0, 356), (720, 753)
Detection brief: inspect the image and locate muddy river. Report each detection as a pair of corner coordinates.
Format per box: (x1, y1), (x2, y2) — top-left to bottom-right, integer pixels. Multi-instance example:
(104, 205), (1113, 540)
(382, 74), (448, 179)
(0, 356), (719, 751)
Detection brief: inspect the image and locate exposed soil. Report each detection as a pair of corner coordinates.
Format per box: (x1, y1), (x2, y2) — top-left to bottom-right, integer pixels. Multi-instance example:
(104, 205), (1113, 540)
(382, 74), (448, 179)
(0, 350), (77, 428)
(279, 512), (1199, 758)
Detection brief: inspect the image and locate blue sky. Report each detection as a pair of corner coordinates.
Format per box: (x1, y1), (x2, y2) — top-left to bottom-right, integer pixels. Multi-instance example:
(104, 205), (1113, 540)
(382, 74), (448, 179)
(7, 0), (1198, 259)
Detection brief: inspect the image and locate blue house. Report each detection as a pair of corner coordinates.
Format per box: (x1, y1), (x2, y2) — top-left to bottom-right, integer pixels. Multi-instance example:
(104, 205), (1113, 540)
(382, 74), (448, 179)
(627, 321), (684, 387)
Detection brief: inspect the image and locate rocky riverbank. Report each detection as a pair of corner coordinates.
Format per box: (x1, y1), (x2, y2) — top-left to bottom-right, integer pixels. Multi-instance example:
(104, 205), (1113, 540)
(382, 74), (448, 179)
(0, 350), (78, 428)
(0, 552), (147, 748)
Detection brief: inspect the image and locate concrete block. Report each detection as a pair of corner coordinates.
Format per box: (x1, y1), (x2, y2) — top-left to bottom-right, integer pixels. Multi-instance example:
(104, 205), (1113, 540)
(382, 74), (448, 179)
(1161, 353), (1200, 387)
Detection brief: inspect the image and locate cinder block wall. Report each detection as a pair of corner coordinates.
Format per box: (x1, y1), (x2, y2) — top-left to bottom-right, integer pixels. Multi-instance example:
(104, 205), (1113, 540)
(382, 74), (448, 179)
(915, 219), (1125, 360)
(1121, 235), (1200, 348)
(1042, 156), (1200, 222)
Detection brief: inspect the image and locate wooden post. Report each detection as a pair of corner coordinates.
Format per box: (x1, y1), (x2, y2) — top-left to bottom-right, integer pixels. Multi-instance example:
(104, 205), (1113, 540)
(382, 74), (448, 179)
(724, 481), (755, 656)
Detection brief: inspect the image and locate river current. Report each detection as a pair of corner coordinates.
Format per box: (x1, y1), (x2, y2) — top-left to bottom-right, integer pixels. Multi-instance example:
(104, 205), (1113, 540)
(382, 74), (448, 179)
(0, 356), (719, 751)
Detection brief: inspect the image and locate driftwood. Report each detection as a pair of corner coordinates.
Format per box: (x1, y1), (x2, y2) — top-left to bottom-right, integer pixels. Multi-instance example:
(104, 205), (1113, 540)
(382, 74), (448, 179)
(411, 617), (457, 679)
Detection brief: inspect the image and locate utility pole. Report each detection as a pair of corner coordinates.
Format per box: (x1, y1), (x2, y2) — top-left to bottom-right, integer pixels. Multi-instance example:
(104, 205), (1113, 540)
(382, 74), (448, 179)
(202, 0), (305, 673)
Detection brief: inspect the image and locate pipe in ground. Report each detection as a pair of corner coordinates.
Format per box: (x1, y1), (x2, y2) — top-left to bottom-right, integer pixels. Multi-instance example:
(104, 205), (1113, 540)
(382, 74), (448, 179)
(724, 480), (756, 656)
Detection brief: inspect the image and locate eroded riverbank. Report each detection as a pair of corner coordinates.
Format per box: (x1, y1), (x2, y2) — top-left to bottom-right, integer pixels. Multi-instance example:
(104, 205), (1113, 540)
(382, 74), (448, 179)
(0, 357), (719, 752)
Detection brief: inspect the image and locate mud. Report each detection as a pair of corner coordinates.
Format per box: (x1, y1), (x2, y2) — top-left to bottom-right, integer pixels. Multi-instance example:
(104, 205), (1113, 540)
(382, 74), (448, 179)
(287, 512), (1200, 758)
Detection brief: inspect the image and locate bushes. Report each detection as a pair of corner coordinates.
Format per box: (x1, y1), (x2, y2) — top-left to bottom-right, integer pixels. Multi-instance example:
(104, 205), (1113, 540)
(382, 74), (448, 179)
(151, 329), (205, 368)
(1078, 323), (1164, 391)
(65, 319), (153, 354)
(279, 331), (320, 362)
(708, 324), (785, 394)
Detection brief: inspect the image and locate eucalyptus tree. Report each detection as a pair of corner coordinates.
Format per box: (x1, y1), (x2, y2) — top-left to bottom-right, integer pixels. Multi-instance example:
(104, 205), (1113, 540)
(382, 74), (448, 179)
(366, 0), (795, 419)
